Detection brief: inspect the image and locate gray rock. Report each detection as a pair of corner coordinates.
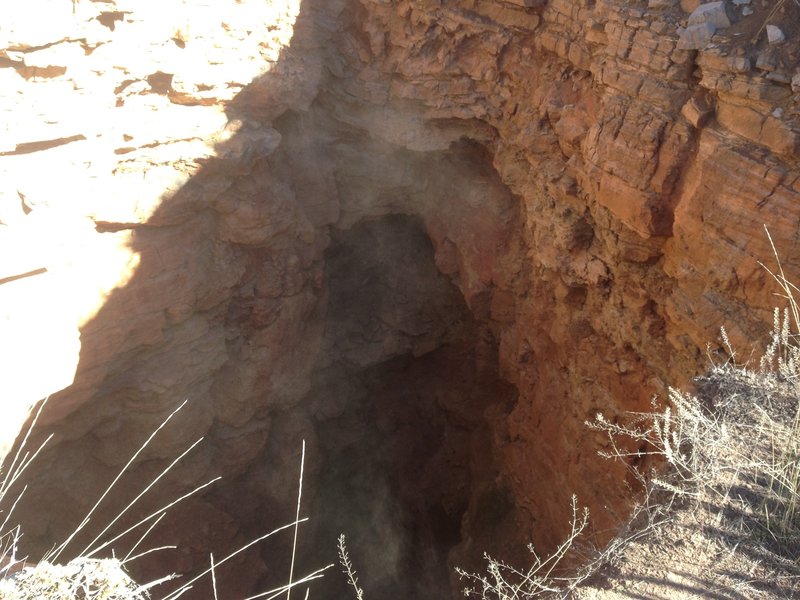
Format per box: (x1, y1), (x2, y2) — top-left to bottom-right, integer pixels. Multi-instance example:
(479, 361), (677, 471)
(677, 21), (717, 49)
(756, 51), (777, 71)
(742, 6), (754, 15)
(792, 72), (800, 93)
(766, 71), (791, 84)
(767, 25), (786, 45)
(727, 55), (752, 72)
(732, 0), (750, 5)
(688, 2), (732, 28)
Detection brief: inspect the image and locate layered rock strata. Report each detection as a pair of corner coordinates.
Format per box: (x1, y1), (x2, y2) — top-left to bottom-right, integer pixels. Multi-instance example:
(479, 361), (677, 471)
(1, 0), (799, 597)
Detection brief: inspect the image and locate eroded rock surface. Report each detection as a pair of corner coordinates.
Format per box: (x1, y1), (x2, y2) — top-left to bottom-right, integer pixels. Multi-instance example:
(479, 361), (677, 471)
(2, 0), (800, 597)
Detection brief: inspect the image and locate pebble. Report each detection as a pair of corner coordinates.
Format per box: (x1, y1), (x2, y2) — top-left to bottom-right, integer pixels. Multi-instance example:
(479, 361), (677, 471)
(767, 25), (786, 45)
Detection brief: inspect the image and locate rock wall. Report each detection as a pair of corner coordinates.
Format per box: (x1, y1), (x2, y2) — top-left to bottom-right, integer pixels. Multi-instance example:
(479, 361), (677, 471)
(2, 0), (799, 597)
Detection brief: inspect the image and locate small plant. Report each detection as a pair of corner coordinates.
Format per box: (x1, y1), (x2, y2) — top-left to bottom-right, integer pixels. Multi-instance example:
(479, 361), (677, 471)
(455, 495), (590, 599)
(751, 226), (800, 544)
(586, 226), (800, 593)
(590, 387), (728, 500)
(337, 535), (364, 600)
(590, 357), (800, 585)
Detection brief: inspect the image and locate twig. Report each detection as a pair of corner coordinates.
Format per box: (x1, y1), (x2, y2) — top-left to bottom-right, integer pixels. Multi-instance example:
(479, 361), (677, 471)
(752, 0), (788, 44)
(211, 553), (220, 600)
(78, 436), (205, 558)
(287, 440), (306, 600)
(123, 513), (167, 563)
(85, 476), (222, 559)
(242, 567), (332, 600)
(0, 396), (51, 502)
(162, 518), (310, 600)
(49, 399), (189, 563)
(337, 534), (364, 600)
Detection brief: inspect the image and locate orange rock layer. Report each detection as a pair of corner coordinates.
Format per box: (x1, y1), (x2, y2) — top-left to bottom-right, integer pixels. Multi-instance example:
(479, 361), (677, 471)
(1, 0), (799, 596)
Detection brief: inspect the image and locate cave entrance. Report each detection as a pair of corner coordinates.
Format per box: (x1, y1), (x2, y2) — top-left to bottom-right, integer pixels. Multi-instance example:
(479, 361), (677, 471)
(1, 143), (524, 600)
(299, 214), (517, 598)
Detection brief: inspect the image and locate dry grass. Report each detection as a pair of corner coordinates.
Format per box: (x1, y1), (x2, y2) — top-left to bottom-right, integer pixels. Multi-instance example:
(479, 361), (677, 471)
(582, 356), (800, 597)
(580, 227), (800, 596)
(0, 403), (332, 600)
(337, 535), (364, 600)
(0, 558), (152, 600)
(456, 228), (800, 598)
(455, 496), (592, 599)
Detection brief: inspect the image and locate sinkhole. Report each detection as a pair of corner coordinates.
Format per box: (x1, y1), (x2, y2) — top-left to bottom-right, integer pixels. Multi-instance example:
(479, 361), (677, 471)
(0, 0), (671, 596)
(300, 215), (518, 599)
(3, 210), (522, 599)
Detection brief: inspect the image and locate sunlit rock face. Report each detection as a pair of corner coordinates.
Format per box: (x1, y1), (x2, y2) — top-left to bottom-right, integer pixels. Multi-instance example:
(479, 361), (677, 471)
(2, 0), (800, 597)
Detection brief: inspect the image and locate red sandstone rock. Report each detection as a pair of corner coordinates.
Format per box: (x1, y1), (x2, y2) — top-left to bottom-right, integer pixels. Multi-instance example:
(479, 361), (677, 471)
(1, 0), (800, 597)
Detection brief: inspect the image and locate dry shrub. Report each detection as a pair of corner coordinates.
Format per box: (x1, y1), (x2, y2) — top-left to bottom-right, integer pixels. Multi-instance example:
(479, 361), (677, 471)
(456, 226), (800, 598)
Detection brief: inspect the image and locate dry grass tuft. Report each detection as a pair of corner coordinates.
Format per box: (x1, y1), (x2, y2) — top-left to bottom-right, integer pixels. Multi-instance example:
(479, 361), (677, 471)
(457, 227), (800, 598)
(455, 495), (591, 599)
(0, 558), (152, 600)
(0, 404), (331, 600)
(583, 226), (800, 596)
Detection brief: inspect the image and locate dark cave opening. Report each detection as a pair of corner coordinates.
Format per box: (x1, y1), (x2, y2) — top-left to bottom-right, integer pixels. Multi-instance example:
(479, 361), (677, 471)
(4, 121), (526, 600)
(296, 214), (518, 599)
